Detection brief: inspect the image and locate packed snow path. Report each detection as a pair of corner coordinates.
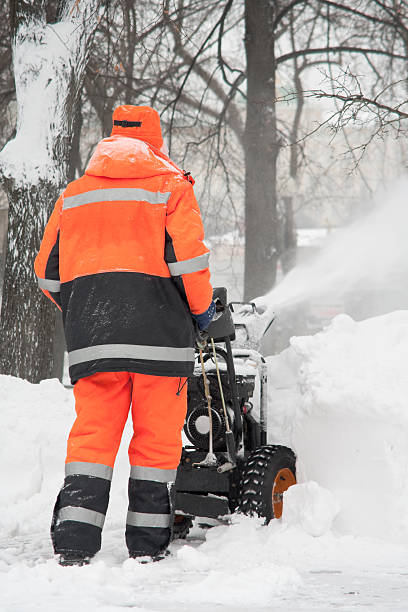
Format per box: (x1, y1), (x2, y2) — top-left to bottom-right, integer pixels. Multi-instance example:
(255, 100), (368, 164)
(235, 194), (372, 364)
(2, 511), (408, 611)
(2, 310), (408, 610)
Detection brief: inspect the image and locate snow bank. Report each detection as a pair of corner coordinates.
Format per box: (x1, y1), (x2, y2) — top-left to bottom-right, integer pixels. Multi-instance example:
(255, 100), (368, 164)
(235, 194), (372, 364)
(0, 377), (73, 525)
(268, 310), (408, 542)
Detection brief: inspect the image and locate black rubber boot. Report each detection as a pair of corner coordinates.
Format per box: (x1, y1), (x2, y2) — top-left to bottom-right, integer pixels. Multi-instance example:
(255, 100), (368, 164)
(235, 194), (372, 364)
(58, 552), (91, 567)
(129, 549), (171, 563)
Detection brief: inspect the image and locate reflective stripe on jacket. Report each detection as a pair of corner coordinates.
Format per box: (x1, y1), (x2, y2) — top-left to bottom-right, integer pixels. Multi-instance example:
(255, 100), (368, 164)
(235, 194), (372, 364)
(34, 135), (213, 383)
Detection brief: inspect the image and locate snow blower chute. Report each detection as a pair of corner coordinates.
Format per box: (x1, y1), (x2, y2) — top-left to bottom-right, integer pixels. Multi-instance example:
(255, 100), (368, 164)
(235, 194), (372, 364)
(173, 287), (297, 538)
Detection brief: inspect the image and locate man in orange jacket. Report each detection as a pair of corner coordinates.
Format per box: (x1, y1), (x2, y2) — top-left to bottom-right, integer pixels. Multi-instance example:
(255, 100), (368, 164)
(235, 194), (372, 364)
(35, 105), (214, 565)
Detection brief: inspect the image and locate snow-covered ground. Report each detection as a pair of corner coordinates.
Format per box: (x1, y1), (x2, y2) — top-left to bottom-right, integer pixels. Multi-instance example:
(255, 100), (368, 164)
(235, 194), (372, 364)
(2, 310), (408, 610)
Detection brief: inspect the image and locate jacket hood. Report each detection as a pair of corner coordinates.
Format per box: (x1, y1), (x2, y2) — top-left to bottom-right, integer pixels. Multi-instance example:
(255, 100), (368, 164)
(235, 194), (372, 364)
(85, 136), (182, 180)
(111, 105), (163, 149)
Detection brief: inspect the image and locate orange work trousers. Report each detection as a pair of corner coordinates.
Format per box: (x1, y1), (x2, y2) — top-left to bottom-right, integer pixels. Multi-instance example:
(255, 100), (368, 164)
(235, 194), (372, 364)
(66, 372), (188, 470)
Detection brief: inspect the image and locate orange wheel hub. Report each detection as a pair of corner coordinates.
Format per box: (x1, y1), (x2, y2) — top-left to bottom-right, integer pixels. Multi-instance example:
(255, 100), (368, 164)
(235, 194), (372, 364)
(272, 468), (296, 518)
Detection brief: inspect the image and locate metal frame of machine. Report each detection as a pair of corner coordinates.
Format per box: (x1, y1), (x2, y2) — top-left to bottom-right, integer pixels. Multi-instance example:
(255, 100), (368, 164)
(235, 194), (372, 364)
(174, 288), (296, 527)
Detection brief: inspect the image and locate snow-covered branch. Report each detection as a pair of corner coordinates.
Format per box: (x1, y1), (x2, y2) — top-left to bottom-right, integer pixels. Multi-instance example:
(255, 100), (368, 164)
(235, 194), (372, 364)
(0, 0), (100, 187)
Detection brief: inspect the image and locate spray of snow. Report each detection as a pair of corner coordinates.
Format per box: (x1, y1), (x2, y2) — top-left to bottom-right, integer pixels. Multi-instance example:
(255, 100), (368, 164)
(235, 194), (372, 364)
(257, 177), (408, 315)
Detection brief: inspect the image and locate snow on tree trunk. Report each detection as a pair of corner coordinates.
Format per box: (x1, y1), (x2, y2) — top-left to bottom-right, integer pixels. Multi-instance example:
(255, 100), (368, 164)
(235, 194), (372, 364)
(0, 0), (100, 383)
(244, 0), (280, 301)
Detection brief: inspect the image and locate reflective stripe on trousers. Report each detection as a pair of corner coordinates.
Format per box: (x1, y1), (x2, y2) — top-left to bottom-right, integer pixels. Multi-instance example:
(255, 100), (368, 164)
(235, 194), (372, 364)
(65, 461), (113, 480)
(126, 511), (171, 529)
(57, 506), (106, 529)
(130, 465), (176, 483)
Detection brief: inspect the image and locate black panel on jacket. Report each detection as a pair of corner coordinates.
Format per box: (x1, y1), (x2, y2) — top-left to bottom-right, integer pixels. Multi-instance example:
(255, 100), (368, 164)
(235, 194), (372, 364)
(164, 228), (189, 304)
(164, 228), (177, 265)
(60, 271), (193, 348)
(45, 231), (60, 280)
(60, 271), (195, 383)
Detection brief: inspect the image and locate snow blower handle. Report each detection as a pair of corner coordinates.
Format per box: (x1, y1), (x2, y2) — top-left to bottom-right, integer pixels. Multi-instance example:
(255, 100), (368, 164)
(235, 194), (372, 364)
(212, 297), (226, 321)
(193, 297), (225, 349)
(229, 301), (258, 314)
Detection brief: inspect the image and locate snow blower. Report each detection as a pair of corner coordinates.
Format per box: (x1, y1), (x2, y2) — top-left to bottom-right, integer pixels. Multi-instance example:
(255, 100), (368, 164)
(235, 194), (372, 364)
(173, 287), (297, 539)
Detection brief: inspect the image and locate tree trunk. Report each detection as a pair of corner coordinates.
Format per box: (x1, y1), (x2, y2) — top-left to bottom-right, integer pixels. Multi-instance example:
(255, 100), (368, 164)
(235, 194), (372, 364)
(280, 195), (297, 274)
(244, 0), (280, 300)
(0, 179), (59, 380)
(0, 0), (100, 382)
(0, 207), (7, 293)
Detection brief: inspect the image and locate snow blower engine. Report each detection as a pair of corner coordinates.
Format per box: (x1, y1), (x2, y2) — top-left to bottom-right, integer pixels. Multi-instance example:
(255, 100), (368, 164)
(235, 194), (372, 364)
(173, 287), (297, 538)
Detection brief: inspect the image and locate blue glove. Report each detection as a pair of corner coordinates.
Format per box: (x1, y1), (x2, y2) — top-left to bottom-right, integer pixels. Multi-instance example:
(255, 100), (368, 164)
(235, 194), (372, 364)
(192, 300), (216, 331)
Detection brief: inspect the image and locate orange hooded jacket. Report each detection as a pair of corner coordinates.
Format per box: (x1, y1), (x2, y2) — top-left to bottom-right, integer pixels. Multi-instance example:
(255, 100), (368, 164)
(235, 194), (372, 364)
(34, 106), (213, 383)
